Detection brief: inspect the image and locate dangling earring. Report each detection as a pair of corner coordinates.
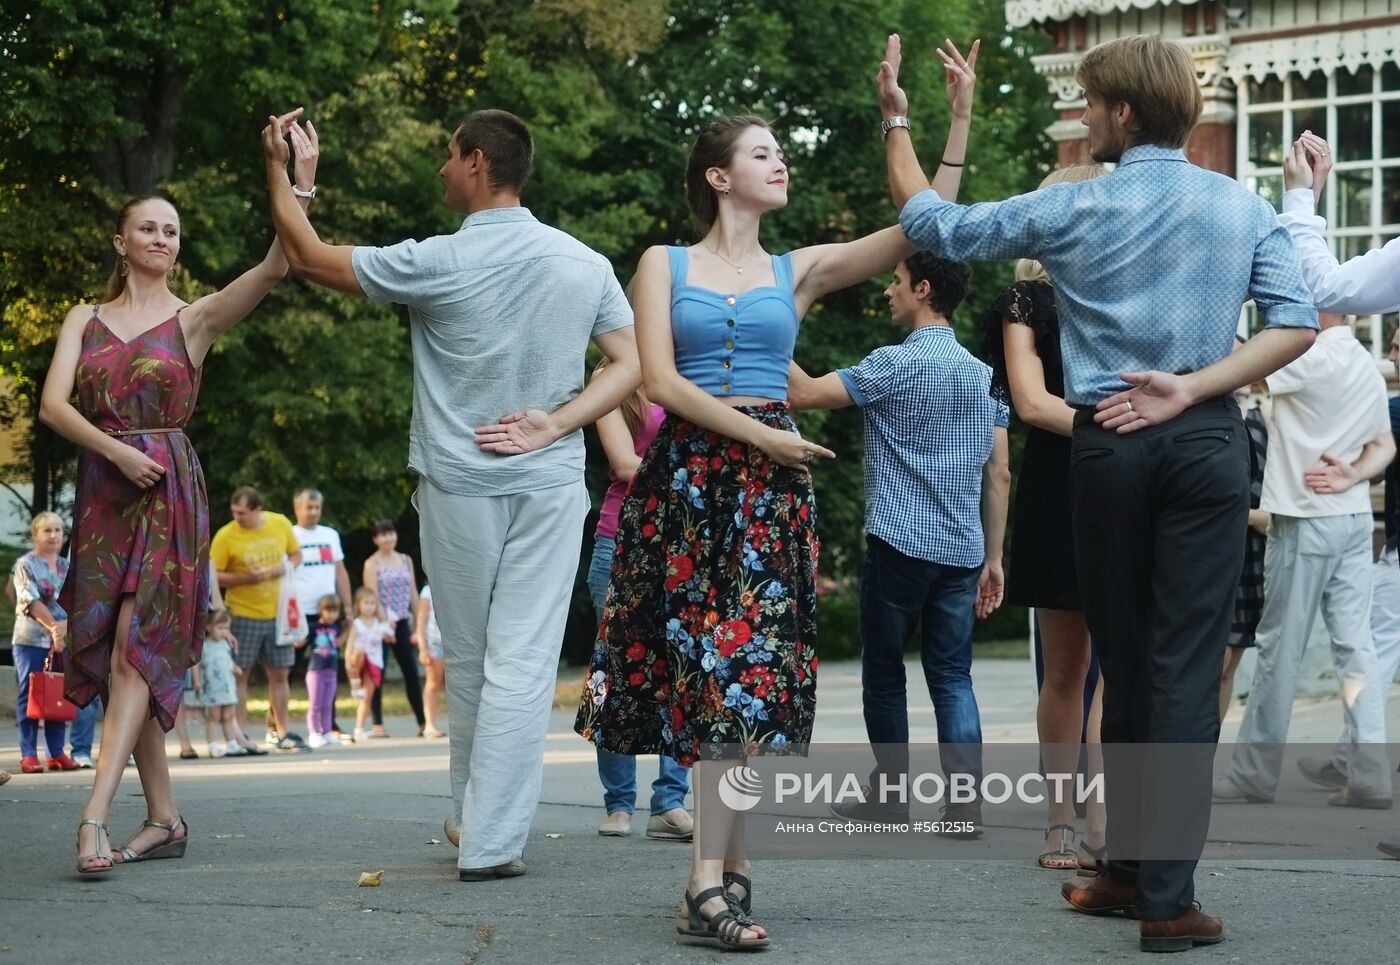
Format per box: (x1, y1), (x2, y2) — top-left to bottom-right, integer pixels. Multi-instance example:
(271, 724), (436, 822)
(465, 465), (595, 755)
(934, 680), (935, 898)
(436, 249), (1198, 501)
(119, 256), (129, 277)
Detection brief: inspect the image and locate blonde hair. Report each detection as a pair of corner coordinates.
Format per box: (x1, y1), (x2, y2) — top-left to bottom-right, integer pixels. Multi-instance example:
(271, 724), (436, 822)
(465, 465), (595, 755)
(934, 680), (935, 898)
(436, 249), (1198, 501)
(29, 511), (63, 538)
(353, 585), (379, 612)
(1075, 35), (1203, 150)
(593, 356), (649, 439)
(208, 607), (233, 629)
(1014, 164), (1111, 284)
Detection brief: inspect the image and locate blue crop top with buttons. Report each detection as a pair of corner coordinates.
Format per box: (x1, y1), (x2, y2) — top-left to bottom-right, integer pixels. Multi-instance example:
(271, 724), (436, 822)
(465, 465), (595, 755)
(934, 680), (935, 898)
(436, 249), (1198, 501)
(667, 246), (799, 399)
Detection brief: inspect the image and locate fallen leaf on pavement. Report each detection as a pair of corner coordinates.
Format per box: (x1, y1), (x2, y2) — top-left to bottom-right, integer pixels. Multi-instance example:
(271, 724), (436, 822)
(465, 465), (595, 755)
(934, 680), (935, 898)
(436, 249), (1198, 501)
(358, 870), (384, 887)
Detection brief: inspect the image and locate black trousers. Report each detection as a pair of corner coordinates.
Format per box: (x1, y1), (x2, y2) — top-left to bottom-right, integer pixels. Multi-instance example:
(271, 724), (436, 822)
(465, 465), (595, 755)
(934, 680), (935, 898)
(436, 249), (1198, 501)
(1070, 396), (1247, 920)
(370, 617), (427, 728)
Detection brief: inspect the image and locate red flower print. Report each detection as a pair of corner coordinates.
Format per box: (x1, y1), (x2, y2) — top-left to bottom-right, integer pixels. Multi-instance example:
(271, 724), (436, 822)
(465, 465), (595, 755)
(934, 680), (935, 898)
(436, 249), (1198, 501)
(714, 620), (752, 657)
(651, 658), (666, 678)
(710, 456), (724, 470)
(629, 671), (646, 687)
(642, 523), (657, 538)
(645, 492), (658, 512)
(729, 443), (745, 462)
(754, 684), (769, 698)
(665, 555), (694, 591)
(798, 503), (809, 521)
(626, 642), (646, 662)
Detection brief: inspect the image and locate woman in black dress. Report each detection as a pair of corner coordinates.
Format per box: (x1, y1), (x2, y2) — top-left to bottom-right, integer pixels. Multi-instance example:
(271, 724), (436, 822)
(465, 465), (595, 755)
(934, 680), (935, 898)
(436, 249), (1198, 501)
(981, 163), (1107, 871)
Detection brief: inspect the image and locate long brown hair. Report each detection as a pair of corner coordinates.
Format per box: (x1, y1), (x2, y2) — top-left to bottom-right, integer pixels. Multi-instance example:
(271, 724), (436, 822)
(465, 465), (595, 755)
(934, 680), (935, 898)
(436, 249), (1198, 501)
(685, 114), (771, 229)
(102, 194), (177, 301)
(593, 357), (648, 439)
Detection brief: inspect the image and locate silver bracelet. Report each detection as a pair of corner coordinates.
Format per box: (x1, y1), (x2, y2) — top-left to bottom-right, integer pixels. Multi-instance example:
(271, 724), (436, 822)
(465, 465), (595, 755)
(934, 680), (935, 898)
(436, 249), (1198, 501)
(292, 184), (317, 199)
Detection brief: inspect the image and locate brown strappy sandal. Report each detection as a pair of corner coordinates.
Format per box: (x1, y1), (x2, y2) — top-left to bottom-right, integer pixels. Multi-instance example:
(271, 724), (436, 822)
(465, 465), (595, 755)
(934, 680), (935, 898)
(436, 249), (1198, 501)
(676, 885), (770, 950)
(114, 816), (188, 864)
(76, 818), (114, 875)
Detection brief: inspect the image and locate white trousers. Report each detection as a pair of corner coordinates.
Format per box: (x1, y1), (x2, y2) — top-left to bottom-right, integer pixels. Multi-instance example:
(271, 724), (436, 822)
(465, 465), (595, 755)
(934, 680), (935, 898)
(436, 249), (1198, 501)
(1332, 546), (1400, 765)
(416, 477), (589, 868)
(1228, 514), (1392, 798)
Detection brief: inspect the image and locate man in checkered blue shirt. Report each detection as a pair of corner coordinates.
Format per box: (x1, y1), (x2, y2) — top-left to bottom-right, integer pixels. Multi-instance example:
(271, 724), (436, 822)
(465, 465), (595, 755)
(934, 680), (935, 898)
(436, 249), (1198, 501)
(789, 251), (1011, 831)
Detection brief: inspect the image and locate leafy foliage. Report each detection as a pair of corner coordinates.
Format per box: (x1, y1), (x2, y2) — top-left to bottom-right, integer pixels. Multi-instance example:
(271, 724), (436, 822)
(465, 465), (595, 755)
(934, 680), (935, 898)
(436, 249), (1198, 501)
(1, 0), (1054, 653)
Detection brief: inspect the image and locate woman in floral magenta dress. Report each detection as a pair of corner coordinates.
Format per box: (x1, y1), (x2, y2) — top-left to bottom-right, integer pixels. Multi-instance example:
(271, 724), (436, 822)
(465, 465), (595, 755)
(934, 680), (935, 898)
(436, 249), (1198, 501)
(42, 109), (318, 875)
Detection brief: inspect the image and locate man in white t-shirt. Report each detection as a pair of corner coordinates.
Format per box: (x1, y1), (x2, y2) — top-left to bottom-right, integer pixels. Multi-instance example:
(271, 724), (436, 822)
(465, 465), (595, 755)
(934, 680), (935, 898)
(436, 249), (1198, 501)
(292, 488), (353, 739)
(1217, 312), (1395, 809)
(291, 488), (352, 619)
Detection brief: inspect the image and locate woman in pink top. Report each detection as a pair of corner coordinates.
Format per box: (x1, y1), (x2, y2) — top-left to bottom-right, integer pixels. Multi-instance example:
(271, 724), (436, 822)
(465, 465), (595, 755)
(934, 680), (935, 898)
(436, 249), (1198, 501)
(585, 359), (692, 841)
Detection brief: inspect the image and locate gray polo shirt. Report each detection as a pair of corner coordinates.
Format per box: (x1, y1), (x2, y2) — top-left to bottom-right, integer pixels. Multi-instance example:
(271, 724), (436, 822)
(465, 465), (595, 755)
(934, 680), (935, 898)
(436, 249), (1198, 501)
(352, 207), (633, 496)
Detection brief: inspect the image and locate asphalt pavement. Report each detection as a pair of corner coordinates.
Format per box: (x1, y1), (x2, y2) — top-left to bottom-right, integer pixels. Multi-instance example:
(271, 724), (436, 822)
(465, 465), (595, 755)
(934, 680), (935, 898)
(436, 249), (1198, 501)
(2, 658), (1398, 964)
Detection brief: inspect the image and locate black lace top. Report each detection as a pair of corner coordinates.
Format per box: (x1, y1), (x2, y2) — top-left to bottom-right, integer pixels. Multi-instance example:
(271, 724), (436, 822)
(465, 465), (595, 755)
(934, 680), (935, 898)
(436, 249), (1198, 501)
(980, 280), (1063, 406)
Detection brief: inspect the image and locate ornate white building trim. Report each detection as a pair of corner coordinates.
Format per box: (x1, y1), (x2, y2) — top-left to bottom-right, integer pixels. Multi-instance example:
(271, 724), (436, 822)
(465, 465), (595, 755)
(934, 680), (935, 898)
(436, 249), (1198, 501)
(1006, 0), (1203, 29)
(1224, 25), (1400, 83)
(1032, 34), (1232, 133)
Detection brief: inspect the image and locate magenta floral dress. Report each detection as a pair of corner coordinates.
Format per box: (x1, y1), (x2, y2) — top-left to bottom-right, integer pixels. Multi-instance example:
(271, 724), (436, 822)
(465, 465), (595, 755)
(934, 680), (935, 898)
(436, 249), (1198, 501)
(61, 306), (210, 732)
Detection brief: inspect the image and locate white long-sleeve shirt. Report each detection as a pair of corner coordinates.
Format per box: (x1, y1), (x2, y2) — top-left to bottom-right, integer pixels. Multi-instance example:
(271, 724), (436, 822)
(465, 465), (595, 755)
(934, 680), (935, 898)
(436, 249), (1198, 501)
(1278, 187), (1400, 314)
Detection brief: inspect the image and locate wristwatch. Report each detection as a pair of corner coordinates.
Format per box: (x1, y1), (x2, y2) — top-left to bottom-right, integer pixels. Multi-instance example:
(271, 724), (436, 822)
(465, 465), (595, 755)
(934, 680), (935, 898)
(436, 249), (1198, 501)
(292, 184), (317, 199)
(880, 115), (911, 138)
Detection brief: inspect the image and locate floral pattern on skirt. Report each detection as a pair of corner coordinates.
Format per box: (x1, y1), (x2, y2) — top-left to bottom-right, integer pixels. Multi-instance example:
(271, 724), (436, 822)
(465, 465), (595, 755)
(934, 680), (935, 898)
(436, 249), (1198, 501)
(575, 403), (819, 765)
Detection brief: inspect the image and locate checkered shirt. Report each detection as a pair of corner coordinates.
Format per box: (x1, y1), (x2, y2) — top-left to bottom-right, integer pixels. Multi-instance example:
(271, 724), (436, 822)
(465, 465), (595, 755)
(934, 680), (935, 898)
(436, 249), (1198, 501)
(839, 325), (1009, 567)
(900, 145), (1319, 405)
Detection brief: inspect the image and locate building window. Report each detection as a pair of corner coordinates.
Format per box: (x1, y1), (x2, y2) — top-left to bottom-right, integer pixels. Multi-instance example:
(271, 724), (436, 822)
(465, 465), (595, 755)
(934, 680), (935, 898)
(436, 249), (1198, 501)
(1238, 64), (1400, 356)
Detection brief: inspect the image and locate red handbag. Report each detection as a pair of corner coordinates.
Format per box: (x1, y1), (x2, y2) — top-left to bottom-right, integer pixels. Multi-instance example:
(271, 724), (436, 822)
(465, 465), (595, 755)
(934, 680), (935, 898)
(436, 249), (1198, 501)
(27, 651), (77, 722)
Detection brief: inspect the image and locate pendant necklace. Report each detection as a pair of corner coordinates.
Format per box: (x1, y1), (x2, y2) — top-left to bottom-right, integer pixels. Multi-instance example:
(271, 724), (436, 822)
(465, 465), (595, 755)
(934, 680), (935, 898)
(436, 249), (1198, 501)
(705, 242), (759, 275)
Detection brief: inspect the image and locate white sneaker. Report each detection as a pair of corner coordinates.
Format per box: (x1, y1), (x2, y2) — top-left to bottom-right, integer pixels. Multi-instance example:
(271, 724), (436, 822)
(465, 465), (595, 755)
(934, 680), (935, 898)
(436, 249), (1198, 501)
(307, 733), (327, 748)
(208, 741), (227, 759)
(264, 731), (280, 747)
(224, 742), (249, 756)
(321, 733), (341, 746)
(354, 728), (369, 743)
(72, 753), (94, 769)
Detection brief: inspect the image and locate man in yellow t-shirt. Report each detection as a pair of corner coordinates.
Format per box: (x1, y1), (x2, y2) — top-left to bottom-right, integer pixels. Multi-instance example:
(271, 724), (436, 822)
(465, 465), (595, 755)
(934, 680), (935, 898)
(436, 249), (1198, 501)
(211, 486), (303, 749)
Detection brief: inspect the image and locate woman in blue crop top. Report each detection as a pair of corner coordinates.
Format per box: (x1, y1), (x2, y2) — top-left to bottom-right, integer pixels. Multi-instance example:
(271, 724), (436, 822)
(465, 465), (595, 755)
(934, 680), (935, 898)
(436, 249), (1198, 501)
(575, 39), (980, 950)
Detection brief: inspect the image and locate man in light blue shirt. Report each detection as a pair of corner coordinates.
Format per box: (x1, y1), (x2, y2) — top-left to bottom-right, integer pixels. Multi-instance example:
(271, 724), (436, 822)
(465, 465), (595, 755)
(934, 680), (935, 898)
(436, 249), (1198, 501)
(789, 253), (1009, 834)
(876, 32), (1316, 951)
(260, 108), (640, 881)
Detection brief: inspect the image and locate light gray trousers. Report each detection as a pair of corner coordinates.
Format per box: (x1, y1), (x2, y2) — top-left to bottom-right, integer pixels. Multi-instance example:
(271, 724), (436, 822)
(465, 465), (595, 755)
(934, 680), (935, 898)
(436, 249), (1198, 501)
(416, 477), (589, 868)
(1227, 514), (1392, 799)
(1331, 546), (1400, 768)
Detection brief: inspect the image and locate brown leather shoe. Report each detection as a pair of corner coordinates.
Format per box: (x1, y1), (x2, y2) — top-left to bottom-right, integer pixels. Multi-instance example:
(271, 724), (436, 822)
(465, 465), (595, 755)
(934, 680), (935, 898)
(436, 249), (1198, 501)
(1140, 905), (1224, 953)
(1061, 872), (1138, 917)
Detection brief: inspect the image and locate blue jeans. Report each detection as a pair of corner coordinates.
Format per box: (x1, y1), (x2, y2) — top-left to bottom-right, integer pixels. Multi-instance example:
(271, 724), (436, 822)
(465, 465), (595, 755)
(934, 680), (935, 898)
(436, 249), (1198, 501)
(14, 644), (67, 760)
(69, 699), (99, 758)
(587, 534), (689, 815)
(859, 535), (983, 788)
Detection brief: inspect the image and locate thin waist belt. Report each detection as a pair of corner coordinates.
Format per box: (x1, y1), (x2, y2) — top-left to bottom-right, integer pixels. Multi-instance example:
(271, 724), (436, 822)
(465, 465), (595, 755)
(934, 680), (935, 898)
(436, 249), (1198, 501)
(104, 427), (183, 436)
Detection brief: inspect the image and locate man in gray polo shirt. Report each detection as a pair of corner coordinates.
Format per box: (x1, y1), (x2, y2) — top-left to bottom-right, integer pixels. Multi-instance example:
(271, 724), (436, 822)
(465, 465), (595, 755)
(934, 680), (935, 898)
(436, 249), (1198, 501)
(260, 108), (640, 880)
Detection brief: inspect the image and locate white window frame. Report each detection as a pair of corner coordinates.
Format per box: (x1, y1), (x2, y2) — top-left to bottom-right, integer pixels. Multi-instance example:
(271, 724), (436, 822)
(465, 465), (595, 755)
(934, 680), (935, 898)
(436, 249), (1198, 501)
(1236, 65), (1400, 357)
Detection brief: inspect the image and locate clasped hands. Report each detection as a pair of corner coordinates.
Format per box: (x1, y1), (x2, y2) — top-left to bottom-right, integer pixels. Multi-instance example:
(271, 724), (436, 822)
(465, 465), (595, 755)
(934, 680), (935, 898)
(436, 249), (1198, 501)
(260, 107), (320, 190)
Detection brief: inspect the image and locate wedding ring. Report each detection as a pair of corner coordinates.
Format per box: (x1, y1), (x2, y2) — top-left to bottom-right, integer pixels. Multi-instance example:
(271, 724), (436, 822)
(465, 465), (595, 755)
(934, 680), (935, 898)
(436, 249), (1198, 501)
(1125, 398), (1133, 412)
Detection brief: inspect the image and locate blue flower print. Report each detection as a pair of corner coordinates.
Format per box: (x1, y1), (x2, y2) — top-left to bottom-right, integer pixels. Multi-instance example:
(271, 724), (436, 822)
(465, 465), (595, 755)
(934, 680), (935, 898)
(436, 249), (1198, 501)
(742, 542), (765, 572)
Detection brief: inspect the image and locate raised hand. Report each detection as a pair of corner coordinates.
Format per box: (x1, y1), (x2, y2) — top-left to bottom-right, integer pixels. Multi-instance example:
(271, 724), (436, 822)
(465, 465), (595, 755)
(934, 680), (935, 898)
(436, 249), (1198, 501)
(1282, 135), (1314, 194)
(1298, 130), (1333, 208)
(474, 409), (564, 456)
(260, 107), (305, 169)
(876, 33), (908, 118)
(1093, 370), (1194, 433)
(289, 118), (320, 191)
(1304, 453), (1358, 494)
(937, 38), (980, 121)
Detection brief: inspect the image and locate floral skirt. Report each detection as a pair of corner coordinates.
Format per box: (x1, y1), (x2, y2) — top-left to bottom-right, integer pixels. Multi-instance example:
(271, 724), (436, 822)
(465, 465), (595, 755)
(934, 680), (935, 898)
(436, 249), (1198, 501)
(575, 404), (819, 765)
